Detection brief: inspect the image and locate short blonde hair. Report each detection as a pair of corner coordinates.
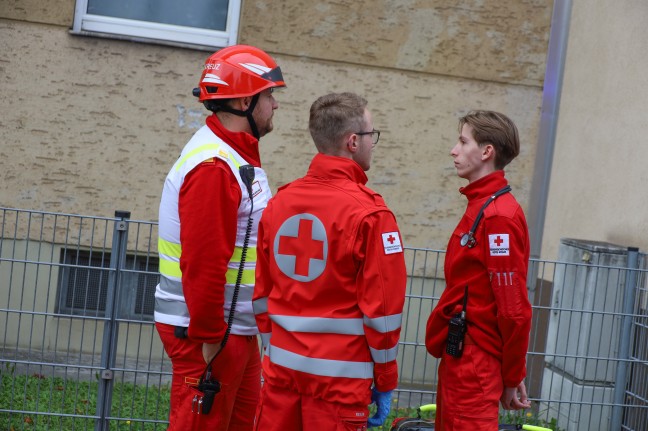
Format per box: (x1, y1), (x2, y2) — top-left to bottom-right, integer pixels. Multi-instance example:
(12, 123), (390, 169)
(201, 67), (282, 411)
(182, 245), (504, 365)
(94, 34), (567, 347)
(309, 92), (368, 153)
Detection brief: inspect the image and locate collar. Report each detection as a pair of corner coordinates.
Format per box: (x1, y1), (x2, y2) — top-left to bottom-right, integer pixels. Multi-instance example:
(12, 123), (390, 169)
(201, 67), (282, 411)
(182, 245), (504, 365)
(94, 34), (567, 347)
(306, 153), (369, 185)
(206, 114), (261, 167)
(460, 170), (508, 202)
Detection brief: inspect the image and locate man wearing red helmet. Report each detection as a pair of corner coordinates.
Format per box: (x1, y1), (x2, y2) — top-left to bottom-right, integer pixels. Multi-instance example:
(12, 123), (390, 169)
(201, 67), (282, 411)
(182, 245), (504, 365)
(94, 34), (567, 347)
(154, 45), (286, 431)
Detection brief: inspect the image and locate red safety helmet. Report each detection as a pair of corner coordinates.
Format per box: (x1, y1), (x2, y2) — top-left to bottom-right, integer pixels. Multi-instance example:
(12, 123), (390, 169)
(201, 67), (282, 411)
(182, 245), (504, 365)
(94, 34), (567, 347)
(195, 45), (286, 101)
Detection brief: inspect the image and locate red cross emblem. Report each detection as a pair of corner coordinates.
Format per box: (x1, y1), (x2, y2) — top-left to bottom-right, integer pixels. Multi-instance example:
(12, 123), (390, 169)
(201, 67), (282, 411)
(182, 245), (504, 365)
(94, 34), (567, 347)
(278, 218), (324, 277)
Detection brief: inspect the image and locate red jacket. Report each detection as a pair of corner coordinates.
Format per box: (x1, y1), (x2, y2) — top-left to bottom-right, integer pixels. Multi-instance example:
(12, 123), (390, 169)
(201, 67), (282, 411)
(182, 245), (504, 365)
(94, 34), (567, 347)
(180, 114), (261, 343)
(425, 171), (532, 387)
(254, 153), (407, 405)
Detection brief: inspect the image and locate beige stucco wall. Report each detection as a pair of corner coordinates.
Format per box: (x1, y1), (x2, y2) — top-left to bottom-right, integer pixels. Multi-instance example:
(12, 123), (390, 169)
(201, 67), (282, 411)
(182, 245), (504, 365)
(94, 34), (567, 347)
(241, 0), (550, 86)
(0, 0), (74, 26)
(541, 0), (648, 259)
(1, 1), (551, 251)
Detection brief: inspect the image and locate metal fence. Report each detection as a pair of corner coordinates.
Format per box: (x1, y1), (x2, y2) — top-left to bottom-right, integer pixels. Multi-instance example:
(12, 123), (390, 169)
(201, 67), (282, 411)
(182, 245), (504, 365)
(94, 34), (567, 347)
(1, 208), (647, 431)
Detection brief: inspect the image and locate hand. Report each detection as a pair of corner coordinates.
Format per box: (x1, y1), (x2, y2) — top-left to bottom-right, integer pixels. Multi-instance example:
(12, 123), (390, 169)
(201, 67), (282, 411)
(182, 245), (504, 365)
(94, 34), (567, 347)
(500, 382), (531, 410)
(367, 387), (393, 428)
(202, 342), (222, 364)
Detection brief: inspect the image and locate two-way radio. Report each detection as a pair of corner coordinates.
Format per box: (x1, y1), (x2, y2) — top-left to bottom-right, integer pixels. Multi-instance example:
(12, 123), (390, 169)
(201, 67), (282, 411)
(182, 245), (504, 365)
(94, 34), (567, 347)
(446, 286), (469, 358)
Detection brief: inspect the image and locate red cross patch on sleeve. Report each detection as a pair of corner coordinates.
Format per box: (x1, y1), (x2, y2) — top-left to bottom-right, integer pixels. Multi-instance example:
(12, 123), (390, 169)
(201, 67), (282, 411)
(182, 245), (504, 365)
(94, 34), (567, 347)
(489, 233), (510, 256)
(382, 232), (403, 255)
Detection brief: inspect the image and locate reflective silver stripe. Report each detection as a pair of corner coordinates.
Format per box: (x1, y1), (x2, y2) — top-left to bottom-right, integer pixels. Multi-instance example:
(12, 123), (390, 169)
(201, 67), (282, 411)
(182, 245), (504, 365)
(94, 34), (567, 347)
(227, 308), (258, 329)
(224, 284), (255, 331)
(154, 297), (189, 319)
(259, 332), (271, 348)
(270, 315), (365, 335)
(363, 314), (402, 333)
(370, 345), (399, 364)
(253, 297), (268, 315)
(158, 276), (183, 297)
(224, 284), (253, 305)
(268, 345), (373, 379)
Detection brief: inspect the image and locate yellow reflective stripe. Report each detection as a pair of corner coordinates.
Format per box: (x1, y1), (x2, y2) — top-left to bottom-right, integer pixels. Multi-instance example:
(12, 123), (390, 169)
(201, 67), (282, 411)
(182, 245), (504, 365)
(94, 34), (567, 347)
(175, 144), (241, 172)
(230, 246), (257, 263)
(159, 258), (182, 278)
(159, 238), (182, 258)
(225, 267), (255, 285)
(223, 149), (241, 167)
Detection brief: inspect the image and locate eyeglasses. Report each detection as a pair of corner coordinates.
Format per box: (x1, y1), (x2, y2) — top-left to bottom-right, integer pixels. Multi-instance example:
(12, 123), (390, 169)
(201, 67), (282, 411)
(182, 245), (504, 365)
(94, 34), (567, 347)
(355, 129), (381, 146)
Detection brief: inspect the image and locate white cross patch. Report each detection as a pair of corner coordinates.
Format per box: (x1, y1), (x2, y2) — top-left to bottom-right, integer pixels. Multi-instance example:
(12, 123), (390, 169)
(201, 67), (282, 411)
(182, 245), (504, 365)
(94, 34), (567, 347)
(489, 233), (510, 256)
(382, 232), (403, 255)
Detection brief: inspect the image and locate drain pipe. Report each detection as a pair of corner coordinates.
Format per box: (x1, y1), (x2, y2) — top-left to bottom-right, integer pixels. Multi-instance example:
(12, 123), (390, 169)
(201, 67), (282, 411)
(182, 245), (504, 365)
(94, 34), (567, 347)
(527, 0), (573, 299)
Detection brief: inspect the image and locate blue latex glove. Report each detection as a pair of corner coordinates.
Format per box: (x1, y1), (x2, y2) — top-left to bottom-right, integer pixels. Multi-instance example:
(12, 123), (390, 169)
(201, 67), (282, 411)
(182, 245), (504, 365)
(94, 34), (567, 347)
(367, 387), (393, 428)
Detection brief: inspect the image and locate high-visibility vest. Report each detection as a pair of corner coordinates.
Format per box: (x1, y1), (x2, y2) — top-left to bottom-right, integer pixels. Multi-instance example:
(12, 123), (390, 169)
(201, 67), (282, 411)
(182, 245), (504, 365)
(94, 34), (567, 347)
(154, 125), (271, 335)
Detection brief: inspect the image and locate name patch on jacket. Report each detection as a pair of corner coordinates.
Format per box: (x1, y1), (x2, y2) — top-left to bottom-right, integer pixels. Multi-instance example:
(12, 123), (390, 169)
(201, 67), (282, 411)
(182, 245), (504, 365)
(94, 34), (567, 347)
(489, 234), (510, 256)
(382, 232), (403, 254)
(251, 180), (262, 198)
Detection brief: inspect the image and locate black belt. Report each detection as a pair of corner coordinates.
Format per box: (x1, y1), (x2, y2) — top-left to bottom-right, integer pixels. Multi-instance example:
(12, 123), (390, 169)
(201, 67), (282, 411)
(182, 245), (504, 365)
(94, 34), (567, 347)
(174, 326), (188, 339)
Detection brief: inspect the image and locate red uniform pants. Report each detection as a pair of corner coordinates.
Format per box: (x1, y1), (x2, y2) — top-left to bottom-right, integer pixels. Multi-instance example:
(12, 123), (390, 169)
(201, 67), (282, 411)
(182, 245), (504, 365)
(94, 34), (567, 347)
(254, 381), (369, 431)
(435, 339), (503, 430)
(156, 322), (261, 431)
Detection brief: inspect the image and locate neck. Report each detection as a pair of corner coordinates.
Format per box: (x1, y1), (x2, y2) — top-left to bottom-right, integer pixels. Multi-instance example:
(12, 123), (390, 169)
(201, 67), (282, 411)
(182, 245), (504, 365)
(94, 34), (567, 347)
(216, 111), (251, 135)
(466, 165), (496, 184)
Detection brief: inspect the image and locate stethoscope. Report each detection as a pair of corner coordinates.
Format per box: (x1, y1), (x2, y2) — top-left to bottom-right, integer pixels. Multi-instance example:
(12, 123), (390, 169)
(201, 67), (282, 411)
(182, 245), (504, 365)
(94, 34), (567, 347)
(460, 185), (512, 248)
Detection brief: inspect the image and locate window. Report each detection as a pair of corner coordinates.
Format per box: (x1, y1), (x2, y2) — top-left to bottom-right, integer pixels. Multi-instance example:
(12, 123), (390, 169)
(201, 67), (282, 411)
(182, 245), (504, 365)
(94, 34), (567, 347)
(57, 249), (159, 321)
(71, 0), (240, 50)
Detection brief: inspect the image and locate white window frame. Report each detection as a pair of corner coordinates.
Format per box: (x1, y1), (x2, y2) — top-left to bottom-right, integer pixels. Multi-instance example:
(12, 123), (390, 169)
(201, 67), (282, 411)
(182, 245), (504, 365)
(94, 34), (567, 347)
(71, 0), (240, 50)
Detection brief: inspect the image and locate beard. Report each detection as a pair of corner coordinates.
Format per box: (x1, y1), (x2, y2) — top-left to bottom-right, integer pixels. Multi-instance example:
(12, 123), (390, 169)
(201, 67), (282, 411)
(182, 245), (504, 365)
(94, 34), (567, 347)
(255, 115), (274, 138)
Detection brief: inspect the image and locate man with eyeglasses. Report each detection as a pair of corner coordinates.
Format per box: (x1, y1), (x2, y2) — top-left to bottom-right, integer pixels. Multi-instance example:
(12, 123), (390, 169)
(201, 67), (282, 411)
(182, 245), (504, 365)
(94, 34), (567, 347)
(252, 92), (406, 430)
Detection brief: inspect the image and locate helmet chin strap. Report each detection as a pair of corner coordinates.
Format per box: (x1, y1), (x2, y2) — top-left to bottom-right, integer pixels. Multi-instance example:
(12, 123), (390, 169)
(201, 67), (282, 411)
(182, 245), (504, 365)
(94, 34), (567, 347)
(217, 94), (261, 139)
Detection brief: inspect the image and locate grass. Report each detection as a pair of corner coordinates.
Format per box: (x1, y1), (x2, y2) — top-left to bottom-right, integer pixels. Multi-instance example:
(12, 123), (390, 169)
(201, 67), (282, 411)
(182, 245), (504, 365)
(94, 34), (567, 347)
(1, 367), (561, 431)
(0, 367), (170, 431)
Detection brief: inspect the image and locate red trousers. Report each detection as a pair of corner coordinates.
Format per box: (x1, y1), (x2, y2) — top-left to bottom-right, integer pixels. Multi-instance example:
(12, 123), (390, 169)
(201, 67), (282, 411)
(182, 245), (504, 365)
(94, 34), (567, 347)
(254, 381), (369, 431)
(156, 322), (261, 431)
(435, 341), (503, 430)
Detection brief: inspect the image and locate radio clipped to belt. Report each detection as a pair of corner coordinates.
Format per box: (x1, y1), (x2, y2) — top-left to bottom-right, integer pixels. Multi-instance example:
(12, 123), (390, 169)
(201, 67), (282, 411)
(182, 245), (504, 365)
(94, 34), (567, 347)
(446, 286), (468, 358)
(192, 164), (256, 415)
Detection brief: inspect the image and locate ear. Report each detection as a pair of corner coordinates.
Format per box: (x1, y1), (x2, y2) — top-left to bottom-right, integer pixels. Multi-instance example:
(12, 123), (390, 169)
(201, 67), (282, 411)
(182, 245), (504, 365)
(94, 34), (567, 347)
(346, 133), (359, 153)
(482, 144), (495, 162)
(242, 96), (253, 110)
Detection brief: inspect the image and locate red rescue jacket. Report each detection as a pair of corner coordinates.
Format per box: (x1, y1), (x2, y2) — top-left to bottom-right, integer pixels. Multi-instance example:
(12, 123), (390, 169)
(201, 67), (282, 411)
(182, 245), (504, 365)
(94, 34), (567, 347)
(425, 171), (532, 387)
(254, 153), (407, 406)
